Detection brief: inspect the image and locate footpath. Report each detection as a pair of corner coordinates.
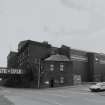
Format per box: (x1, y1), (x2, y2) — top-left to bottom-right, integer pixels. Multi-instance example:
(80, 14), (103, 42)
(0, 87), (14, 105)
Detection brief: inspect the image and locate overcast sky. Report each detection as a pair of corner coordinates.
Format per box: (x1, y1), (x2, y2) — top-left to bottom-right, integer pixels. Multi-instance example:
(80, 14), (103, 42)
(1, 0), (105, 66)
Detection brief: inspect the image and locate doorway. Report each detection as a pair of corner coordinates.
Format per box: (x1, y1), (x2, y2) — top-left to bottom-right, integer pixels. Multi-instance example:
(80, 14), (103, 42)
(50, 79), (54, 88)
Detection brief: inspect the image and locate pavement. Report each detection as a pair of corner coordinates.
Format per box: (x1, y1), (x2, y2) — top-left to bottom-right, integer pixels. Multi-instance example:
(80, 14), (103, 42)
(0, 87), (14, 105)
(1, 84), (105, 105)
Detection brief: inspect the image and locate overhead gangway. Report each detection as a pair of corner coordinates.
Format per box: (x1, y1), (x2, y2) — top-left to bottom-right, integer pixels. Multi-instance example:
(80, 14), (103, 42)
(0, 67), (25, 79)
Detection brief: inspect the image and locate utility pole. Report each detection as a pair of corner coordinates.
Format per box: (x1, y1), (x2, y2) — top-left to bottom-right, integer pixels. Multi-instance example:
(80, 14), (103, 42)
(38, 59), (40, 88)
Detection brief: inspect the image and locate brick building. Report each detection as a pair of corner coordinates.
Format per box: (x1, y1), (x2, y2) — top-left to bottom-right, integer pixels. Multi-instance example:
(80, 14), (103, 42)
(87, 53), (105, 82)
(40, 54), (73, 88)
(6, 40), (105, 88)
(70, 49), (89, 84)
(16, 40), (51, 88)
(7, 51), (18, 69)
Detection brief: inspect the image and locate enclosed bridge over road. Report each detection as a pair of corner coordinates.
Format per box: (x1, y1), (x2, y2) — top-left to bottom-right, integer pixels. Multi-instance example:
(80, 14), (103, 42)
(0, 67), (25, 80)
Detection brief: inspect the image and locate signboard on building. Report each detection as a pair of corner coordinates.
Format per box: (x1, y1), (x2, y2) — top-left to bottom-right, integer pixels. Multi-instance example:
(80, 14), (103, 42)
(0, 68), (23, 75)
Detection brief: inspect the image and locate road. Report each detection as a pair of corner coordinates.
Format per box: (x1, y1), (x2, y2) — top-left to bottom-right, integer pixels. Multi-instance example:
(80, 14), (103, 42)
(1, 85), (105, 105)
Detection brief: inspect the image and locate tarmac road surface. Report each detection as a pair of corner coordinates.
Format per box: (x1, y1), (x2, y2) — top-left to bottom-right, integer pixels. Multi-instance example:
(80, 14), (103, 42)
(0, 87), (14, 105)
(1, 85), (105, 105)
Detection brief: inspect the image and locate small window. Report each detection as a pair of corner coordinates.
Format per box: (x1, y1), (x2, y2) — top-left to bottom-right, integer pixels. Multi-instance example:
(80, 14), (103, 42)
(50, 64), (54, 68)
(50, 64), (54, 71)
(60, 77), (64, 83)
(22, 52), (24, 57)
(34, 58), (38, 64)
(60, 63), (64, 71)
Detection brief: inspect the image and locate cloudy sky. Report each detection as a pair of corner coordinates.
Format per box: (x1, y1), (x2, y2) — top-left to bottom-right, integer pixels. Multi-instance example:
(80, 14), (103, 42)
(0, 0), (105, 66)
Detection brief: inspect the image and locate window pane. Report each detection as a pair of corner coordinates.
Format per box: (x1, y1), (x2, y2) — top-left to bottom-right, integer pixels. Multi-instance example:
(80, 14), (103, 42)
(50, 64), (54, 71)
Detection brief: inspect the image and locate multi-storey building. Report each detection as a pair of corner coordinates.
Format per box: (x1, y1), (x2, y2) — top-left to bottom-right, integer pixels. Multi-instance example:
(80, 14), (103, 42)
(7, 51), (18, 69)
(40, 54), (73, 88)
(7, 51), (25, 87)
(16, 40), (51, 87)
(70, 49), (89, 84)
(6, 40), (105, 88)
(87, 52), (105, 82)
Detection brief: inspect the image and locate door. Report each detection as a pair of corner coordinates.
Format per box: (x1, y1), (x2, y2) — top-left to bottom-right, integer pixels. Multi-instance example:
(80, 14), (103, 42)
(49, 79), (54, 88)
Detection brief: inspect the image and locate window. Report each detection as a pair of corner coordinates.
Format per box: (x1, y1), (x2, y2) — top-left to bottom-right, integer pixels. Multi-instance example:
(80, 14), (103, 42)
(60, 63), (64, 71)
(34, 58), (38, 64)
(54, 80), (59, 83)
(95, 57), (99, 63)
(18, 69), (22, 74)
(50, 64), (54, 71)
(60, 77), (64, 83)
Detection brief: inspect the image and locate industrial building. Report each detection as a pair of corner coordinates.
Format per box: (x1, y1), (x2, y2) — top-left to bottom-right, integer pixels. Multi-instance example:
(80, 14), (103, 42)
(5, 40), (105, 88)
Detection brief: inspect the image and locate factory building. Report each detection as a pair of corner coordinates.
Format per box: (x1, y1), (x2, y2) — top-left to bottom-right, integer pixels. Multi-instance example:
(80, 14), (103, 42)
(6, 40), (105, 88)
(88, 53), (105, 82)
(7, 51), (18, 69)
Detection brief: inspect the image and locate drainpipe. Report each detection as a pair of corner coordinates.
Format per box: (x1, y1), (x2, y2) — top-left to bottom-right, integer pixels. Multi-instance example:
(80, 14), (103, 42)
(38, 59), (40, 88)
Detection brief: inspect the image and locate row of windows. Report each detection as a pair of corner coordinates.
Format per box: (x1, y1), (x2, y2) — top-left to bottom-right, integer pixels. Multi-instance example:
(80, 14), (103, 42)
(50, 63), (64, 72)
(8, 77), (24, 81)
(18, 48), (29, 64)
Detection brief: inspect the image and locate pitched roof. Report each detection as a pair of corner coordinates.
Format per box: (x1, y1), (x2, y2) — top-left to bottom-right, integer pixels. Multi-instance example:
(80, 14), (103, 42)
(45, 54), (70, 61)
